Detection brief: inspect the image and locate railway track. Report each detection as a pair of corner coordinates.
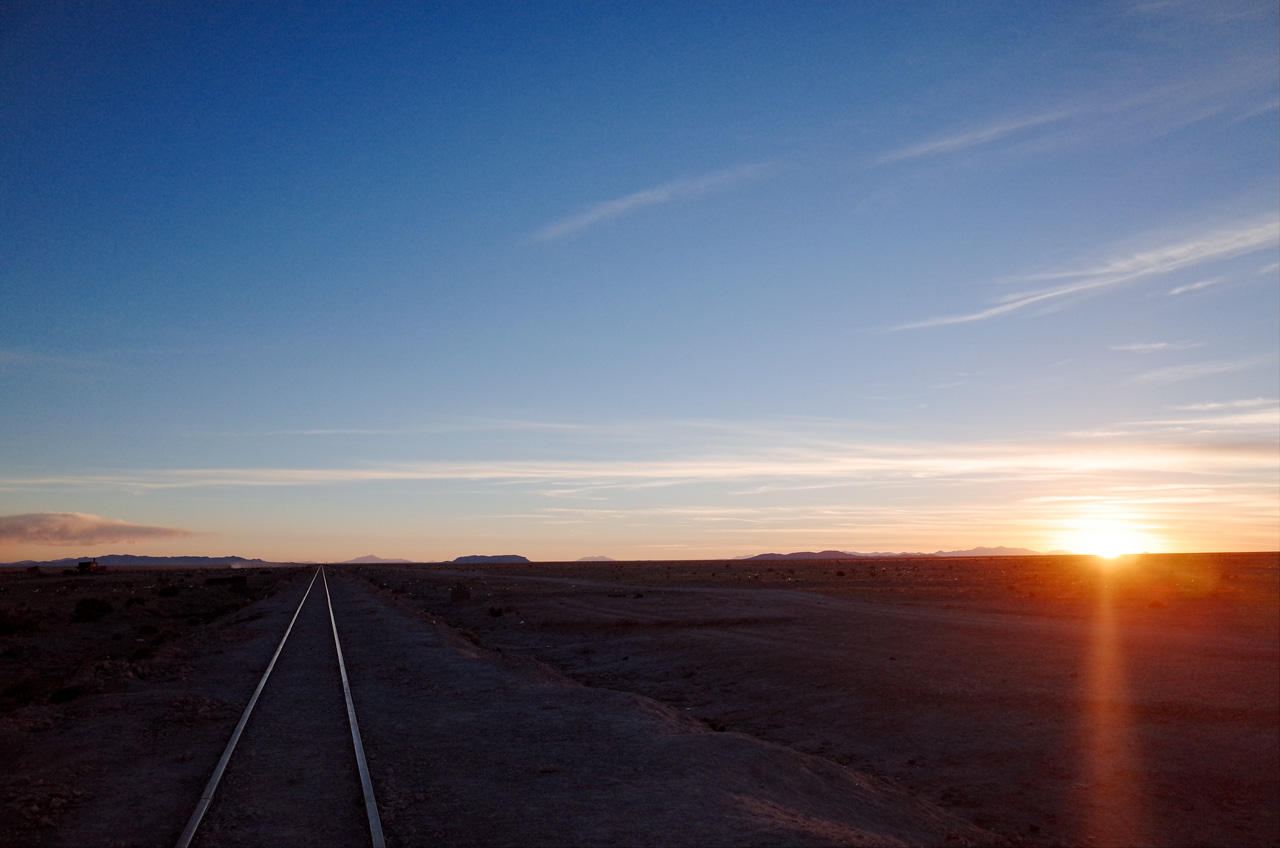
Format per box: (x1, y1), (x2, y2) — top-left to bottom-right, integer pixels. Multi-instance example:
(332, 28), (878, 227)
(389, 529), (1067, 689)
(176, 567), (385, 848)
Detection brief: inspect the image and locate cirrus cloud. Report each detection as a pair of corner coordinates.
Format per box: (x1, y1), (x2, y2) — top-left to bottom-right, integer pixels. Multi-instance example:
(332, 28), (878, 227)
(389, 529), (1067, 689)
(877, 111), (1073, 165)
(896, 217), (1279, 330)
(0, 512), (193, 546)
(527, 163), (772, 243)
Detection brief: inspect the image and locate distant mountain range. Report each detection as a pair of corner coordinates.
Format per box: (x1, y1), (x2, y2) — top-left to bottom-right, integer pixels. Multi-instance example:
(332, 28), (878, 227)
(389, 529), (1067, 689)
(4, 547), (1057, 570)
(346, 555), (532, 564)
(740, 546), (1044, 560)
(2, 552), (540, 568)
(1, 554), (274, 568)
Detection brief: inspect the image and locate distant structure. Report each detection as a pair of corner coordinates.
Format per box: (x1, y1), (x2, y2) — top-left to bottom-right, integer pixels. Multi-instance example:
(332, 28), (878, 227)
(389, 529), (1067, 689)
(77, 558), (104, 574)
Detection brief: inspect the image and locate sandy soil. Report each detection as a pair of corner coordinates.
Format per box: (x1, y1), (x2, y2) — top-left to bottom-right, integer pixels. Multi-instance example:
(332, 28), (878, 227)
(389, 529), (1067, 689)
(0, 553), (1275, 847)
(355, 553), (1279, 847)
(0, 567), (303, 847)
(327, 571), (992, 846)
(0, 565), (991, 847)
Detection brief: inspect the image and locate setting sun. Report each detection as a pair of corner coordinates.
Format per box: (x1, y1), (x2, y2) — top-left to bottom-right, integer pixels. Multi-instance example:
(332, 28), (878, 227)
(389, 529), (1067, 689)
(1078, 535), (1139, 559)
(1060, 521), (1159, 559)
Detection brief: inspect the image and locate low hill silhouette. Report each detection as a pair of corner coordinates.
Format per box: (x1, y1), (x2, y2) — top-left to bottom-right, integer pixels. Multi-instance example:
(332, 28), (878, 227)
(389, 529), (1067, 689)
(1, 554), (271, 568)
(935, 546), (1042, 557)
(743, 546), (1042, 561)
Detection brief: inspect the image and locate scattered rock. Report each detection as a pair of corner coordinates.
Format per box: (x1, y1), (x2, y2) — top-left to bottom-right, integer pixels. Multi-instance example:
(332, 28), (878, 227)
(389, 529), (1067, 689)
(449, 583), (472, 604)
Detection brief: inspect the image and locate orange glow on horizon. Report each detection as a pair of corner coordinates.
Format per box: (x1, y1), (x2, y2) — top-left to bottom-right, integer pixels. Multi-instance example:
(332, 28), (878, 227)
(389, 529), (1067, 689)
(1058, 516), (1161, 559)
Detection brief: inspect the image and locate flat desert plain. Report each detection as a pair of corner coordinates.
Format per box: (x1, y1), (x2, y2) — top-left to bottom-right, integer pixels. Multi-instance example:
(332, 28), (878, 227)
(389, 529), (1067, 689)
(1, 553), (1276, 847)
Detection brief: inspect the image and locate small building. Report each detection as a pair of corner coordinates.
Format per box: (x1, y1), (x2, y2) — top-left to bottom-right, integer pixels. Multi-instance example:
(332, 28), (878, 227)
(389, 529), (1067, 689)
(77, 558), (104, 574)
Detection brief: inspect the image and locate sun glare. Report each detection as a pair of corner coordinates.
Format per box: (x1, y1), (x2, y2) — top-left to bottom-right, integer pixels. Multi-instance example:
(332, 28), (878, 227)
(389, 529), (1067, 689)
(1060, 520), (1158, 559)
(1080, 535), (1135, 559)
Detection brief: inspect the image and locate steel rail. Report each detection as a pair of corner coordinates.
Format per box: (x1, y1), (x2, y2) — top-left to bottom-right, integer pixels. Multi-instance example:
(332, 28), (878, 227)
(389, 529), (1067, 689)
(175, 566), (321, 848)
(322, 567), (386, 848)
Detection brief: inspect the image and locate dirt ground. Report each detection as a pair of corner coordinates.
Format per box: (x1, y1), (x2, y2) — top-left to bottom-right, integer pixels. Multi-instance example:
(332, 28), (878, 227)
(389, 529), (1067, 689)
(0, 553), (1275, 847)
(0, 566), (296, 845)
(0, 567), (290, 716)
(352, 553), (1279, 847)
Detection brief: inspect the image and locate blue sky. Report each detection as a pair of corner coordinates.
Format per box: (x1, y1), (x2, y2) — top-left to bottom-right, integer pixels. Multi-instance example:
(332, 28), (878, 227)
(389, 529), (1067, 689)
(2, 0), (1277, 561)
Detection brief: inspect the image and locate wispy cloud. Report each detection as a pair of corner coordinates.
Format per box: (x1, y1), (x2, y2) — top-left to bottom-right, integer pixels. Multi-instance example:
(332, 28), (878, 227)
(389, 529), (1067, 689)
(4, 420), (1274, 553)
(1135, 408), (1279, 430)
(1171, 397), (1275, 411)
(0, 513), (192, 547)
(1132, 356), (1270, 385)
(4, 434), (1273, 494)
(1070, 401), (1279, 437)
(896, 217), (1280, 330)
(527, 163), (771, 242)
(1110, 341), (1202, 354)
(1168, 277), (1226, 295)
(877, 112), (1073, 165)
(1016, 219), (1278, 284)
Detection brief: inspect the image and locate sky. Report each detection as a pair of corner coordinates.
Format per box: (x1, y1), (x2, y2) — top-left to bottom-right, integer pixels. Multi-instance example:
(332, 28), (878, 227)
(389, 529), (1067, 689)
(1, 0), (1277, 563)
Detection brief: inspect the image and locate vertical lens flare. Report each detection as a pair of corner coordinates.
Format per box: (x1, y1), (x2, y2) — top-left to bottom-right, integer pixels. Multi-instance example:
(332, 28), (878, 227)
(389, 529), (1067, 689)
(1080, 565), (1147, 845)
